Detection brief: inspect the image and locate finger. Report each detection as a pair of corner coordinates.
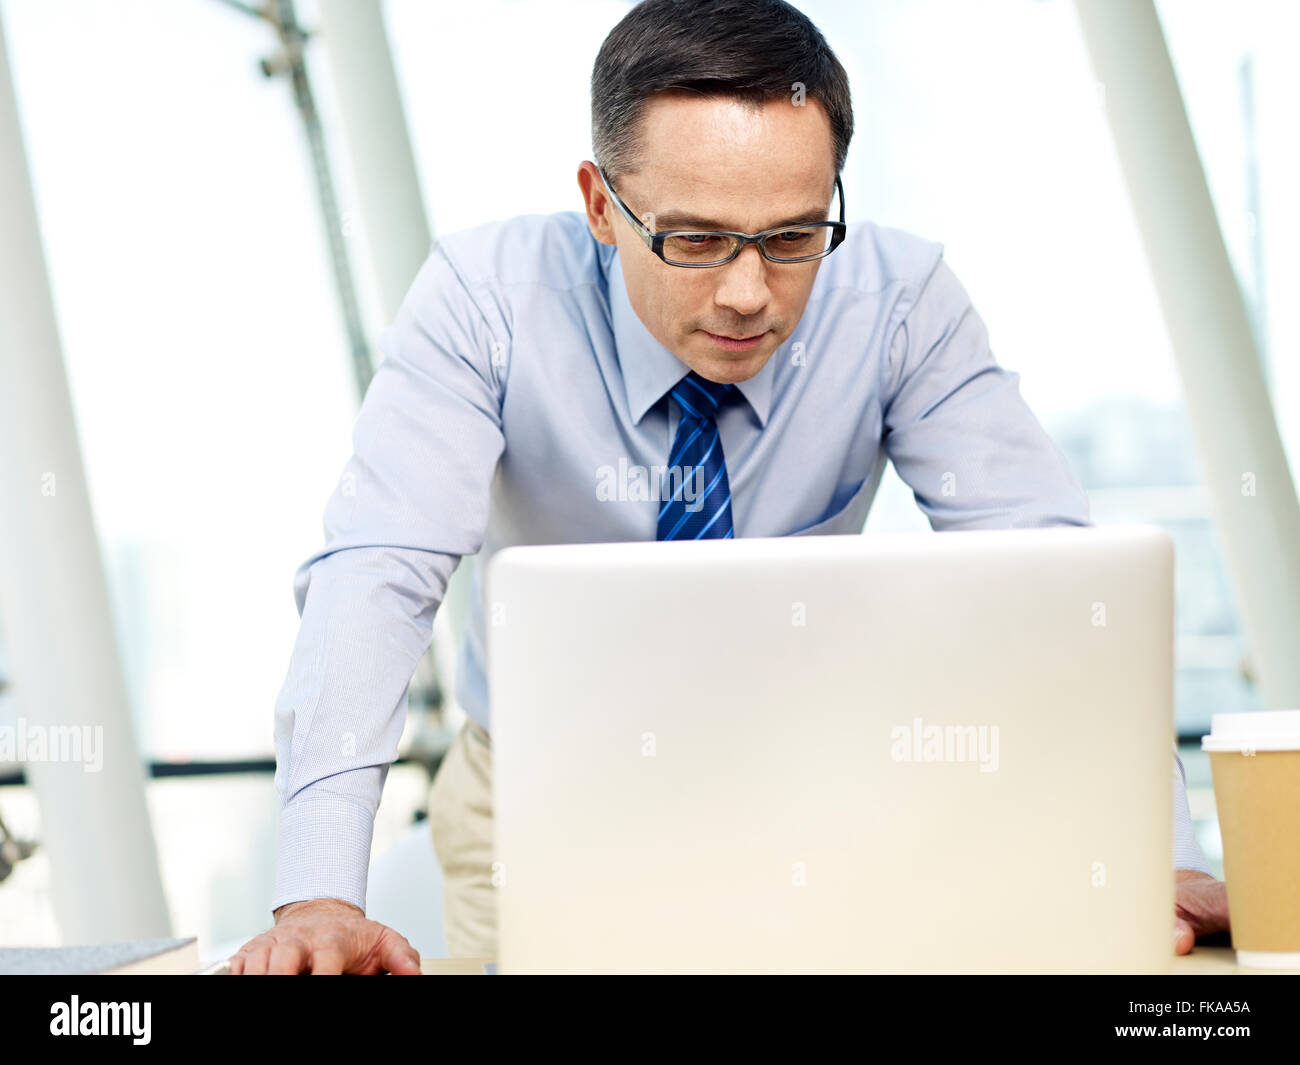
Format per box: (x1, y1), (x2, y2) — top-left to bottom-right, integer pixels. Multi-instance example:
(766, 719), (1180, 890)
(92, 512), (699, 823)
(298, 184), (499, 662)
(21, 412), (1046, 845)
(309, 945), (347, 975)
(1184, 908), (1229, 940)
(242, 941), (273, 975)
(380, 934), (423, 975)
(1206, 883), (1231, 931)
(228, 938), (262, 975)
(1173, 917), (1195, 955)
(1176, 882), (1231, 938)
(268, 939), (308, 975)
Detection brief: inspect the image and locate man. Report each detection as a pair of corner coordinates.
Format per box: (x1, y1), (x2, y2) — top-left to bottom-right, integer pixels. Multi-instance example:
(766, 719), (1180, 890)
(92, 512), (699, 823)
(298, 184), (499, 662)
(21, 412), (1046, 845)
(231, 0), (1228, 974)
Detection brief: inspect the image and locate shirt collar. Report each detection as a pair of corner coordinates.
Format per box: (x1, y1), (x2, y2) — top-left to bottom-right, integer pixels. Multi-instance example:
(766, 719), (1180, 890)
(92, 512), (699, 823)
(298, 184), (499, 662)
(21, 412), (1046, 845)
(607, 249), (774, 428)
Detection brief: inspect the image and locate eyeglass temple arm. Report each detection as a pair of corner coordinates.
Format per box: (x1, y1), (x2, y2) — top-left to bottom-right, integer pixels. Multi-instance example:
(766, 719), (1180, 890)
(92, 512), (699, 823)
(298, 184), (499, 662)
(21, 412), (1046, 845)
(597, 165), (655, 250)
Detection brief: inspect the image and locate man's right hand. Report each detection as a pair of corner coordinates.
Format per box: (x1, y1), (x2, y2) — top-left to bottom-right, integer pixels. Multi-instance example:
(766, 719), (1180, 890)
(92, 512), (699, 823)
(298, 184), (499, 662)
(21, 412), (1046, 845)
(229, 898), (423, 975)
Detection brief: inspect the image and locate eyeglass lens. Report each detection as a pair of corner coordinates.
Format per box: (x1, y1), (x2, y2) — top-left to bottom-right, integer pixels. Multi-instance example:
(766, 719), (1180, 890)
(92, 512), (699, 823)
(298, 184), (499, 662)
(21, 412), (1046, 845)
(660, 225), (834, 265)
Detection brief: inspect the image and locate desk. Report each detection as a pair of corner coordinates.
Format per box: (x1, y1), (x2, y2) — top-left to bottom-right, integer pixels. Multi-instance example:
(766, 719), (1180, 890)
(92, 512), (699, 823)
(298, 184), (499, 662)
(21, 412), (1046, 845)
(420, 948), (1296, 975)
(421, 957), (493, 974)
(1171, 946), (1295, 975)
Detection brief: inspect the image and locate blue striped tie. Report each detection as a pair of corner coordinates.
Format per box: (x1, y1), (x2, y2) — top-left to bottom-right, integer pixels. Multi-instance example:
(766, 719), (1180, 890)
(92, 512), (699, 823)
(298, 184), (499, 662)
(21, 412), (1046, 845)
(657, 371), (735, 540)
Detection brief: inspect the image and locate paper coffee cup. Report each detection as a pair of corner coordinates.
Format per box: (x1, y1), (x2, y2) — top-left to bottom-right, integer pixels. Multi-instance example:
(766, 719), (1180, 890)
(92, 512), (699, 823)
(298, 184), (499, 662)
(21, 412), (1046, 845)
(1202, 710), (1300, 969)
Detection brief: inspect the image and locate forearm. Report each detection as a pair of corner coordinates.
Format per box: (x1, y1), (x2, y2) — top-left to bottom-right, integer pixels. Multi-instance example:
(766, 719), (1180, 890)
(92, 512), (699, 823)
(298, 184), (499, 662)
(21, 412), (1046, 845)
(1173, 745), (1212, 874)
(270, 543), (458, 914)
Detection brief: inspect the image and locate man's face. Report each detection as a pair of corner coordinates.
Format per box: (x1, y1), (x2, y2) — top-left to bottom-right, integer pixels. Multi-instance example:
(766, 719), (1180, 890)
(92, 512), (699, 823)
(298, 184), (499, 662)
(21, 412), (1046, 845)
(580, 92), (837, 386)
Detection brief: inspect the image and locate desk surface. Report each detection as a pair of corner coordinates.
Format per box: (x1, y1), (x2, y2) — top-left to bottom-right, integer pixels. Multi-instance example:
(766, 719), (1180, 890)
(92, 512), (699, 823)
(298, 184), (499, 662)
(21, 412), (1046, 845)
(1170, 945), (1295, 975)
(420, 947), (1294, 975)
(421, 957), (494, 975)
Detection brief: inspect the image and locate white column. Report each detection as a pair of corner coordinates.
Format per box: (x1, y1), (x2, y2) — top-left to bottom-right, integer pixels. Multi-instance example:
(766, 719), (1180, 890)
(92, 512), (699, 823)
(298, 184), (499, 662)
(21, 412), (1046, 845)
(316, 0), (433, 324)
(0, 9), (171, 942)
(1074, 0), (1300, 709)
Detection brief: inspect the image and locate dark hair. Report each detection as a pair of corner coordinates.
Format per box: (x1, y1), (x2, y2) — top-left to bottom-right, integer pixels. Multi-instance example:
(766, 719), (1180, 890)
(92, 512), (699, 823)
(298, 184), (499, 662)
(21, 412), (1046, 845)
(591, 0), (853, 181)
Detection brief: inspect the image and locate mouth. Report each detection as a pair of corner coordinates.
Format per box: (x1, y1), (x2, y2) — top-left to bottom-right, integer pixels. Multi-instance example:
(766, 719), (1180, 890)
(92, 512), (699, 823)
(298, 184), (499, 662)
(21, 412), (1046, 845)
(699, 329), (768, 353)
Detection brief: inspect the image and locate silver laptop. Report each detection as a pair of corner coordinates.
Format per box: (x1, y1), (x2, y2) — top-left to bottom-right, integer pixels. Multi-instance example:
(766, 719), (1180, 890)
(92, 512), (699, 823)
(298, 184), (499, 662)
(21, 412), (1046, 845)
(485, 526), (1174, 974)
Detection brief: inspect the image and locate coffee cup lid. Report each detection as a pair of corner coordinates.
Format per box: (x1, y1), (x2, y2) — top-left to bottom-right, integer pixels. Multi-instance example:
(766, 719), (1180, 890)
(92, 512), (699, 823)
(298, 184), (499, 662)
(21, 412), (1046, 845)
(1202, 709), (1300, 752)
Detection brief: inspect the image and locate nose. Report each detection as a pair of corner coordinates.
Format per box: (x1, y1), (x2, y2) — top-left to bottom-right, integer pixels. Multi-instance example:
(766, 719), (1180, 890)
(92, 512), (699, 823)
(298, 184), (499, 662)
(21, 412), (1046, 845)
(712, 242), (770, 320)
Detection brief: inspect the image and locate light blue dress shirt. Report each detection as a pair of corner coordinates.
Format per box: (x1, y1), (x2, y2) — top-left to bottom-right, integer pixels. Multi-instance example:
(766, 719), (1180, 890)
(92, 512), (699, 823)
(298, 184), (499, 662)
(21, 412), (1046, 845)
(271, 210), (1210, 914)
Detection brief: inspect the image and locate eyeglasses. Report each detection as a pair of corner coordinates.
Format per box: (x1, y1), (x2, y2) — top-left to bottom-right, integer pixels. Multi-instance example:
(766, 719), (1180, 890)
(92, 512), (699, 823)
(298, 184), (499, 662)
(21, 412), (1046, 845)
(597, 165), (847, 268)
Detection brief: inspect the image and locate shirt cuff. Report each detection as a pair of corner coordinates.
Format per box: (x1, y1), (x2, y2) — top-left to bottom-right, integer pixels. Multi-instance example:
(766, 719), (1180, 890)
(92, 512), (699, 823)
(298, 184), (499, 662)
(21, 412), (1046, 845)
(271, 792), (376, 915)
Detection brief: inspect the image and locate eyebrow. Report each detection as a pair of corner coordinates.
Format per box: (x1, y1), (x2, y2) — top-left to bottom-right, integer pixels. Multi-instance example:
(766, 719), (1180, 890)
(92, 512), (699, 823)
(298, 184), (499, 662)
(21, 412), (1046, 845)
(650, 207), (830, 232)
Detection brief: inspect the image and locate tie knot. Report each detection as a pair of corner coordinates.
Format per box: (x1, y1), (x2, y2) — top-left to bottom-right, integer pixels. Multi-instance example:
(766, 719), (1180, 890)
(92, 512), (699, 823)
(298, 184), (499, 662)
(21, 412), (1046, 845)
(670, 371), (734, 421)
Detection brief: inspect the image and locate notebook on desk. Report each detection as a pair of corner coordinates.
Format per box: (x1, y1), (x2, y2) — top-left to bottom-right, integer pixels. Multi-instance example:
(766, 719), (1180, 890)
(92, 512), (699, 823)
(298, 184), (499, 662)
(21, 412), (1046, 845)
(0, 937), (200, 975)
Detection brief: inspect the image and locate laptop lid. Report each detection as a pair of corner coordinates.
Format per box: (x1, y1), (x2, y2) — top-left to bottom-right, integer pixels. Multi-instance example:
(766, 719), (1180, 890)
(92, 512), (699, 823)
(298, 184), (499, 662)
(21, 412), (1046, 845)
(486, 526), (1174, 973)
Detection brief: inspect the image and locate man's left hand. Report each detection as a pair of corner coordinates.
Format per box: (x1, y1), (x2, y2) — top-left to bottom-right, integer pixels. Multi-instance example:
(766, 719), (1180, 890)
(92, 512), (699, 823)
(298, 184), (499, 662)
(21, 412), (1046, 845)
(1174, 869), (1229, 954)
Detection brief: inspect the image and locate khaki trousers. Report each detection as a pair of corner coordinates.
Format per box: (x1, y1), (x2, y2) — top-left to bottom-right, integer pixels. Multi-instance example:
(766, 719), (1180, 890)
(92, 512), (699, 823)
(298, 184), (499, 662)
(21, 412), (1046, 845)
(427, 718), (498, 957)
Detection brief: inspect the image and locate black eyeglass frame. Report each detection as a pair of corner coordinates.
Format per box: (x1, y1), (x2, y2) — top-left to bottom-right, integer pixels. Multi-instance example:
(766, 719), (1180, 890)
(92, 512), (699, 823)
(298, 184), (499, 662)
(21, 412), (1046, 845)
(597, 165), (847, 268)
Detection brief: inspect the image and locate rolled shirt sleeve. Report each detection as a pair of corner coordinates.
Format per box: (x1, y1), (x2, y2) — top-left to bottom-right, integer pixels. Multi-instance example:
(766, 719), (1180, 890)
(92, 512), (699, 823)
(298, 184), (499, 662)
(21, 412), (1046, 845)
(270, 243), (506, 914)
(881, 252), (1207, 873)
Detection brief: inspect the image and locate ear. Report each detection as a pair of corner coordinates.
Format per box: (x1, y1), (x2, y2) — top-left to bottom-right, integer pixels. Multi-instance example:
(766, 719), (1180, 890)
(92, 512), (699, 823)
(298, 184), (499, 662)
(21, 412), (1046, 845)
(577, 161), (618, 246)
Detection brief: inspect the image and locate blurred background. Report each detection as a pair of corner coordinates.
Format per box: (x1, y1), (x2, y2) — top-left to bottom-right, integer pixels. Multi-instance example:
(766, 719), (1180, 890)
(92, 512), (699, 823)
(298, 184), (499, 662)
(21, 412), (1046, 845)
(0, 0), (1296, 963)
